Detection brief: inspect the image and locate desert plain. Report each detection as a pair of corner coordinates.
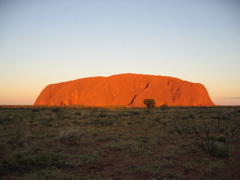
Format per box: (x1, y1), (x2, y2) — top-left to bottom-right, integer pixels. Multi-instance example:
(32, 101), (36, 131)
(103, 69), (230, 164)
(0, 105), (239, 179)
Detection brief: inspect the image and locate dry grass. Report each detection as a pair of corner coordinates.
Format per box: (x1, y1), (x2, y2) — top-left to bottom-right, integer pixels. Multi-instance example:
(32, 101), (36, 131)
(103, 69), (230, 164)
(0, 106), (239, 179)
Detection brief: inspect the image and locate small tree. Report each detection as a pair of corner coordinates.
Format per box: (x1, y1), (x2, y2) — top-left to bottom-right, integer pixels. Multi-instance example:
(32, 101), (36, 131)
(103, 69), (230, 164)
(143, 99), (156, 108)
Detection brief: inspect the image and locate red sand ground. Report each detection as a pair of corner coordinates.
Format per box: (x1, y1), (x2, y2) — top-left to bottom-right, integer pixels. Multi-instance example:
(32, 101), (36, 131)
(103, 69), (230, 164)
(34, 73), (215, 107)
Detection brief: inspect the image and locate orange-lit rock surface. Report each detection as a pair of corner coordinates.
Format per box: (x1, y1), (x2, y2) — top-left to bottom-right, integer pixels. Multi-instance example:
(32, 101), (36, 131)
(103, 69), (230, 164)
(34, 73), (215, 107)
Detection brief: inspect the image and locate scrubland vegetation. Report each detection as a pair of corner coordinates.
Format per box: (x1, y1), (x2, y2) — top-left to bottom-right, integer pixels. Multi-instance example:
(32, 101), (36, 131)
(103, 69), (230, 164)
(0, 105), (239, 179)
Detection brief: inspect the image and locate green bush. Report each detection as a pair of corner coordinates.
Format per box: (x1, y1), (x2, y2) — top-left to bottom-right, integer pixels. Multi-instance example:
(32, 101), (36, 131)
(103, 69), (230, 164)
(205, 141), (229, 157)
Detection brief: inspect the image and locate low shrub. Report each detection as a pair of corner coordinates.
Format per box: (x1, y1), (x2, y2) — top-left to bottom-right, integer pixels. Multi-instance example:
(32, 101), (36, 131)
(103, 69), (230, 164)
(50, 108), (61, 113)
(143, 109), (151, 114)
(1, 150), (64, 173)
(31, 108), (40, 112)
(56, 129), (81, 147)
(173, 121), (192, 135)
(74, 111), (81, 116)
(192, 115), (239, 157)
(0, 117), (14, 125)
(205, 141), (229, 157)
(23, 168), (78, 180)
(89, 118), (114, 126)
(160, 103), (168, 110)
(215, 134), (227, 143)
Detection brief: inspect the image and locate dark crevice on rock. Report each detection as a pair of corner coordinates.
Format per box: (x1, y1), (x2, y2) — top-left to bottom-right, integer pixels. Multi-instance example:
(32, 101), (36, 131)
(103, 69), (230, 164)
(128, 82), (150, 106)
(128, 94), (137, 106)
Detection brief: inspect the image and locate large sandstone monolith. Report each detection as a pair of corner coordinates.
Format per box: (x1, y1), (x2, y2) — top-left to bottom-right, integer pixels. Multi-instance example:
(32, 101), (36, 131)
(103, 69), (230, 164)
(34, 73), (215, 107)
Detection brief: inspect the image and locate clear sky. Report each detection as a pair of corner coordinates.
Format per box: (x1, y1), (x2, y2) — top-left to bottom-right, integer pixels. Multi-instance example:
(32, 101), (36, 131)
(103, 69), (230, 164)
(0, 0), (240, 105)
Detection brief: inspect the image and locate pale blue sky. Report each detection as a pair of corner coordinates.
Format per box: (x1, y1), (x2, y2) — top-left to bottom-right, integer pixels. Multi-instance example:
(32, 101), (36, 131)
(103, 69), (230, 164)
(0, 0), (240, 105)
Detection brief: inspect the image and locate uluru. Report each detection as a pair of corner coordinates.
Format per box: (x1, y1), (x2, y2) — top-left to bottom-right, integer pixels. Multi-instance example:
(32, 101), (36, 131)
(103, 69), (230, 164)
(34, 73), (215, 107)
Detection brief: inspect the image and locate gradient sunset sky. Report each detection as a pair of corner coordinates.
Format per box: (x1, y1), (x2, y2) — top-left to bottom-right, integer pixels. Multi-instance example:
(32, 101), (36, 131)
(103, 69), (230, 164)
(0, 0), (240, 105)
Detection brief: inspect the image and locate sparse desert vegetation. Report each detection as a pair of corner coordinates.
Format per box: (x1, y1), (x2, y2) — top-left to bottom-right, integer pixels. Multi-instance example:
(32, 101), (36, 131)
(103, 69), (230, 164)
(0, 105), (239, 179)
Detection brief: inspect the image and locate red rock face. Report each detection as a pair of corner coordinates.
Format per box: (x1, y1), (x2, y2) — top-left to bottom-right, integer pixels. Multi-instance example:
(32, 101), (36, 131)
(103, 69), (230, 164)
(34, 73), (215, 107)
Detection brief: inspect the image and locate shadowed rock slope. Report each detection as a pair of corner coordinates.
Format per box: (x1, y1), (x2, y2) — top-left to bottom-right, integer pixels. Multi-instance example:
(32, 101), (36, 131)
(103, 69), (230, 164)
(34, 73), (215, 107)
